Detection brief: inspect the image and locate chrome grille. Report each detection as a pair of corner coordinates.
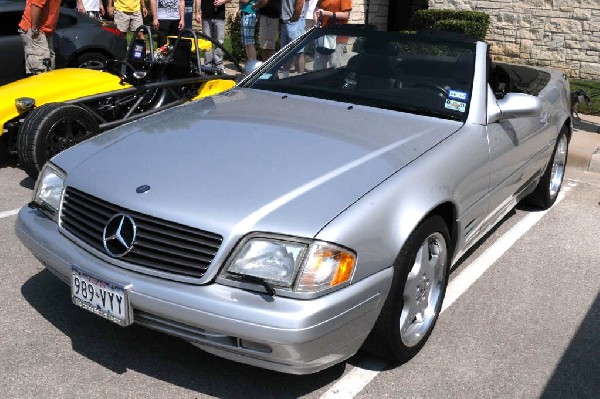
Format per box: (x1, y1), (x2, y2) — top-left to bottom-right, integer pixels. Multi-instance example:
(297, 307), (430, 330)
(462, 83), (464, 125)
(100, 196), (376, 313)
(60, 187), (222, 278)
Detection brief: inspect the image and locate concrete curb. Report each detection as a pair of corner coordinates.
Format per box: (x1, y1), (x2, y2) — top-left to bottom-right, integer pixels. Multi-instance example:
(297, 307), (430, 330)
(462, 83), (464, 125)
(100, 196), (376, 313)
(569, 114), (600, 175)
(589, 148), (600, 174)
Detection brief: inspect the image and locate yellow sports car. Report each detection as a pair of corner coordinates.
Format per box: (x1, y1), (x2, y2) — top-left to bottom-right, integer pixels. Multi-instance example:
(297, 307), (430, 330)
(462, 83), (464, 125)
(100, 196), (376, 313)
(0, 27), (242, 178)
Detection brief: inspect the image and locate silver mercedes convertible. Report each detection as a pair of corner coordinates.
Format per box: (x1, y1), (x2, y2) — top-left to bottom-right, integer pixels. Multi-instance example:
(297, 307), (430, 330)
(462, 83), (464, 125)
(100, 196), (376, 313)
(16, 26), (571, 374)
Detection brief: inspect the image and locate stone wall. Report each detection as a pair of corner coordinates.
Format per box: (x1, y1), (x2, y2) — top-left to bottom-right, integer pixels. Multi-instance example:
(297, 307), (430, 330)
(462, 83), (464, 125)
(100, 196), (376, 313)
(428, 0), (600, 80)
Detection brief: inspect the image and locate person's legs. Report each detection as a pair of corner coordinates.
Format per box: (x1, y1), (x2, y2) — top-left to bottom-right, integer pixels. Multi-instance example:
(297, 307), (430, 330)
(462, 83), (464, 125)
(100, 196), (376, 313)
(240, 13), (257, 61)
(130, 11), (144, 39)
(113, 10), (129, 35)
(47, 34), (55, 70)
(313, 51), (330, 70)
(213, 18), (225, 66)
(202, 19), (214, 64)
(331, 43), (345, 68)
(288, 19), (305, 73)
(157, 20), (170, 47)
(280, 22), (292, 76)
(259, 15), (278, 61)
(21, 29), (52, 74)
(244, 44), (257, 62)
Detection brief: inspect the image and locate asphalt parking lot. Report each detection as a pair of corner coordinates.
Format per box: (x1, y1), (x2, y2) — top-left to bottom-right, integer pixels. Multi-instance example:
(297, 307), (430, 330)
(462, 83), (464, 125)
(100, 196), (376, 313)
(0, 117), (599, 398)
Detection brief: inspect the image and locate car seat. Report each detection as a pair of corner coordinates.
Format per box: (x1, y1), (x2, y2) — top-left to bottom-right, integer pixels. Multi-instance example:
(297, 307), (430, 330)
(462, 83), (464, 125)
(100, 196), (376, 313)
(165, 38), (195, 79)
(344, 53), (399, 90)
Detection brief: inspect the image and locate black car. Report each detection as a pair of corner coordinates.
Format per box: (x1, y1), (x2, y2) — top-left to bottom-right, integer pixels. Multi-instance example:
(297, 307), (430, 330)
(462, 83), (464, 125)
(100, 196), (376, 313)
(0, 0), (127, 85)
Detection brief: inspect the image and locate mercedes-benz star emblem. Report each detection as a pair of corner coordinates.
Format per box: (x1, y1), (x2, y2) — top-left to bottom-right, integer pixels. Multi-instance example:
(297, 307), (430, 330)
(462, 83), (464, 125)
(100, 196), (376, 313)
(103, 213), (137, 257)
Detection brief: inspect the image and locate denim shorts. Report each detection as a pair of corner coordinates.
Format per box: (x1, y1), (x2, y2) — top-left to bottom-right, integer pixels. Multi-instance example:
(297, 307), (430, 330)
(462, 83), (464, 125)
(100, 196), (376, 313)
(280, 18), (305, 52)
(240, 13), (257, 45)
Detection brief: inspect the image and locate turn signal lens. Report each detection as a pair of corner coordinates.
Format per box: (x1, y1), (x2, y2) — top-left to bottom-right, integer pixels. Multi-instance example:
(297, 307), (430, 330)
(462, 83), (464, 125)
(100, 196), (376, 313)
(296, 244), (356, 292)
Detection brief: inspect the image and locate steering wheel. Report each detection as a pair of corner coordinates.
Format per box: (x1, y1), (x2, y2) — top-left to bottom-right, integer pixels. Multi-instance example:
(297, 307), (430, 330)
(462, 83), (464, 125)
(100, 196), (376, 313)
(104, 60), (141, 85)
(406, 82), (449, 97)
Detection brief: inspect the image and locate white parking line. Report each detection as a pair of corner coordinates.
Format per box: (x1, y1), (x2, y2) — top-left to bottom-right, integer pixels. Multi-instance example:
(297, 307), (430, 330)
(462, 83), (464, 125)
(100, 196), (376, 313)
(443, 183), (572, 312)
(319, 183), (575, 399)
(0, 208), (20, 219)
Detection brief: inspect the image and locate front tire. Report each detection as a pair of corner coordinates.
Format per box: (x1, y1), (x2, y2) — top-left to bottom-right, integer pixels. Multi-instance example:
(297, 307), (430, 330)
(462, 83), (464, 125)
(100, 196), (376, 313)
(17, 103), (99, 179)
(525, 126), (569, 209)
(364, 215), (451, 362)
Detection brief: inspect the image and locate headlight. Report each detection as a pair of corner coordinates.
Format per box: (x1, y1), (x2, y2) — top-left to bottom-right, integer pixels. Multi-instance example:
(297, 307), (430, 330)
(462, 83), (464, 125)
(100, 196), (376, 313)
(224, 236), (356, 293)
(226, 238), (307, 287)
(33, 163), (65, 220)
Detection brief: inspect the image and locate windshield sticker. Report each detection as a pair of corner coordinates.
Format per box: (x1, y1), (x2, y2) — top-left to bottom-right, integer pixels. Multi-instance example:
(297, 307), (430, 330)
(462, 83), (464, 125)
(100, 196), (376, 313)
(445, 99), (466, 113)
(448, 90), (469, 101)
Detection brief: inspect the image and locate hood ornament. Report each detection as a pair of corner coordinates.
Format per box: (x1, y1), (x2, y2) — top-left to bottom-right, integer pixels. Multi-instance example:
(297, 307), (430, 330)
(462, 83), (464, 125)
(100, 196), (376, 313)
(103, 213), (137, 257)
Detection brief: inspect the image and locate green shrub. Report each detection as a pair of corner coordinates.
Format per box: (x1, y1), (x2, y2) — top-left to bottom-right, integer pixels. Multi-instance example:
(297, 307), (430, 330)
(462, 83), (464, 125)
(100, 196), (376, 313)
(433, 19), (488, 41)
(410, 9), (490, 41)
(226, 14), (246, 62)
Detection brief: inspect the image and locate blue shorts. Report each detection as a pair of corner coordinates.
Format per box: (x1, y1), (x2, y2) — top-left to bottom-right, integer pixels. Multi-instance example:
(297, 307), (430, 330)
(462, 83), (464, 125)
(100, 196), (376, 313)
(240, 13), (257, 45)
(280, 18), (305, 52)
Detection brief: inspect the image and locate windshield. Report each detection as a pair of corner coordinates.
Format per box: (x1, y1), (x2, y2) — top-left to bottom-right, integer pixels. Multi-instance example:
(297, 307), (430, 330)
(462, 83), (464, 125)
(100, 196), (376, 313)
(244, 27), (476, 121)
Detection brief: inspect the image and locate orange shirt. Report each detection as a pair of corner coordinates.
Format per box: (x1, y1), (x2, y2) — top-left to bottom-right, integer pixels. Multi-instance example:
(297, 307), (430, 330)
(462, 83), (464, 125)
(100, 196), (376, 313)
(317, 0), (352, 27)
(19, 0), (61, 34)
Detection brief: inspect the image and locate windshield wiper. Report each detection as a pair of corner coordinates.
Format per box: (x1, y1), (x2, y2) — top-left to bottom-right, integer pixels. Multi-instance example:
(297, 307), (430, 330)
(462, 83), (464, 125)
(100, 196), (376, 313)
(229, 273), (276, 296)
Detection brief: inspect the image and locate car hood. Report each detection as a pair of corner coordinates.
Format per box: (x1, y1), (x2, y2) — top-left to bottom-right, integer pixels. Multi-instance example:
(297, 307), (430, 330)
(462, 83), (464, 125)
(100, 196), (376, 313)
(57, 89), (462, 239)
(0, 69), (127, 131)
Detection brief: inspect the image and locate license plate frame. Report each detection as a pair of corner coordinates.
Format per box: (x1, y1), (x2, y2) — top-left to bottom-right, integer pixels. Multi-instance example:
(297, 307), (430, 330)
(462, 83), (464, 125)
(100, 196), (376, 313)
(71, 267), (132, 327)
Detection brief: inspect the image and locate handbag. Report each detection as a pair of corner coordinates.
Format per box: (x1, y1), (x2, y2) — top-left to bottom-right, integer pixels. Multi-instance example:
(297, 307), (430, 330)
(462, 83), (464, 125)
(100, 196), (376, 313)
(316, 34), (337, 54)
(315, 12), (337, 55)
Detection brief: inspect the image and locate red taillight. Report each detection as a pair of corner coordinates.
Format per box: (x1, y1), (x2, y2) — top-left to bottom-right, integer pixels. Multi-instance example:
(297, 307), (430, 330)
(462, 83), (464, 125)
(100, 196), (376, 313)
(101, 26), (122, 36)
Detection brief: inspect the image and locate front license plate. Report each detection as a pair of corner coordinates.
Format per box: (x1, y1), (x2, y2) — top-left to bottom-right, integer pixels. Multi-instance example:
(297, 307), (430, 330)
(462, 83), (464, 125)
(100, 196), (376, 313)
(71, 268), (131, 326)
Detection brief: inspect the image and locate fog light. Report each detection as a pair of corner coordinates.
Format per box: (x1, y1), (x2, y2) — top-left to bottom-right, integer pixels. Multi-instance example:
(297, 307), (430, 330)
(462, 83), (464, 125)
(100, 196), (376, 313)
(15, 97), (35, 113)
(239, 339), (272, 353)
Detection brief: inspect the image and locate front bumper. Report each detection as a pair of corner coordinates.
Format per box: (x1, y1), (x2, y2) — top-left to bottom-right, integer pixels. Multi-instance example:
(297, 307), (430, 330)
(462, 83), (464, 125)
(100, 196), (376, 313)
(16, 205), (392, 374)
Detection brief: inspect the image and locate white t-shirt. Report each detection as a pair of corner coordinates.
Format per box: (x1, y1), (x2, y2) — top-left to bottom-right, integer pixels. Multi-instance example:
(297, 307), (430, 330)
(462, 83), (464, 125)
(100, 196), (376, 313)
(157, 0), (181, 20)
(304, 0), (318, 18)
(82, 0), (100, 12)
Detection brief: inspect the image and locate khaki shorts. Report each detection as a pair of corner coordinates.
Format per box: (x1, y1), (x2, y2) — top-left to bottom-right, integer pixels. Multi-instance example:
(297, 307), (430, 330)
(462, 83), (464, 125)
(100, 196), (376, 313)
(20, 29), (55, 74)
(258, 15), (279, 50)
(114, 9), (143, 33)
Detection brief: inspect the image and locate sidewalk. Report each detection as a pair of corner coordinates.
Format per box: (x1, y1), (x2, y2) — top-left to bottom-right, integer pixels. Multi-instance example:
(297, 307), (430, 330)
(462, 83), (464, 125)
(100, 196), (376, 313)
(567, 113), (600, 184)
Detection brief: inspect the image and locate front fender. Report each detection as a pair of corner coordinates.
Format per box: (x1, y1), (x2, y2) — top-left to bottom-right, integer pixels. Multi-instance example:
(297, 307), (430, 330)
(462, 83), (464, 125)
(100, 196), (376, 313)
(315, 123), (491, 283)
(0, 68), (128, 135)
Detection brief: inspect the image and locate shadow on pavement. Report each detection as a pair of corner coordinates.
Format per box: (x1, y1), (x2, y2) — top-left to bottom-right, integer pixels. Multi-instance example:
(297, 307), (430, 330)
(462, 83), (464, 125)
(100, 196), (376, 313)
(540, 291), (600, 398)
(21, 269), (346, 397)
(574, 117), (600, 134)
(20, 177), (35, 190)
(0, 153), (18, 169)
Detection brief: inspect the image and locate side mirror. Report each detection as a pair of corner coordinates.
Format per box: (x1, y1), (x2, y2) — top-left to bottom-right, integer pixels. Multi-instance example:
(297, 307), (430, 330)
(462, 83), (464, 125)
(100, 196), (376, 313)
(490, 93), (542, 123)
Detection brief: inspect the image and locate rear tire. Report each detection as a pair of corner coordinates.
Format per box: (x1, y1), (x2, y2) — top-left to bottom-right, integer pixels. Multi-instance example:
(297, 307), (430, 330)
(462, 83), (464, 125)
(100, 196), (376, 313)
(363, 215), (450, 362)
(17, 103), (99, 179)
(525, 126), (569, 209)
